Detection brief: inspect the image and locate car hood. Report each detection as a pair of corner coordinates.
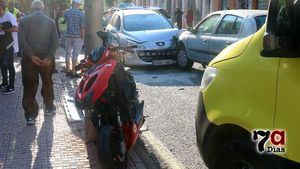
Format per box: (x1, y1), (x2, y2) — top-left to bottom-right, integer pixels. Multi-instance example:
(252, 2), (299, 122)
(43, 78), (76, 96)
(123, 29), (179, 43)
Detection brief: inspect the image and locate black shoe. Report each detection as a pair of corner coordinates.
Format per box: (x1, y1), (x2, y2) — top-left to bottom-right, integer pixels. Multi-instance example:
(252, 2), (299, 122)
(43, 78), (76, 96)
(0, 83), (8, 91)
(72, 73), (81, 78)
(26, 117), (36, 125)
(44, 105), (56, 116)
(2, 87), (15, 95)
(66, 72), (73, 77)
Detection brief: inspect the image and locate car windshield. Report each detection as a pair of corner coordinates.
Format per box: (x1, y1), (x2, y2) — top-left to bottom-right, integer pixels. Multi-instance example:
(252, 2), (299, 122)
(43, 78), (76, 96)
(124, 14), (173, 31)
(255, 15), (267, 30)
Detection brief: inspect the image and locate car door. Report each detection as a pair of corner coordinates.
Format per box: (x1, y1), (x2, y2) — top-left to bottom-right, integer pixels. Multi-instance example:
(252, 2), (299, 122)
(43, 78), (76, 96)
(208, 15), (244, 60)
(274, 58), (300, 163)
(187, 14), (221, 63)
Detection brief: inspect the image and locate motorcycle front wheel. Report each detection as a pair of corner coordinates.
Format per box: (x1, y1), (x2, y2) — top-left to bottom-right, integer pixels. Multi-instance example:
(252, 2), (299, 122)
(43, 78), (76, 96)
(97, 125), (128, 169)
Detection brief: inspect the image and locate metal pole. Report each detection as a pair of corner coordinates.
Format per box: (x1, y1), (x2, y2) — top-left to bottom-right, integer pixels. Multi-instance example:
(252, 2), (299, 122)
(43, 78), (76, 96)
(84, 0), (103, 56)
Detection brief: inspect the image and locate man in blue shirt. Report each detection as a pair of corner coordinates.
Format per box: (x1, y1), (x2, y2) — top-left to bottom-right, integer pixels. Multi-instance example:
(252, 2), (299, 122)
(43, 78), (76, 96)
(64, 0), (85, 78)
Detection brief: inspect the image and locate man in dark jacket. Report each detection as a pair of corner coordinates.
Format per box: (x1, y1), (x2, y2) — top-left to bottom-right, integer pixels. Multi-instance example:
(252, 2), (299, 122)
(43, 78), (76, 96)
(19, 0), (59, 125)
(174, 8), (183, 29)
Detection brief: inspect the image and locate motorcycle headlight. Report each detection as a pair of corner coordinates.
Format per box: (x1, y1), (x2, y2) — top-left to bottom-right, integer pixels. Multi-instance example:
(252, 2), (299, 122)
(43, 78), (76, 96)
(200, 67), (218, 91)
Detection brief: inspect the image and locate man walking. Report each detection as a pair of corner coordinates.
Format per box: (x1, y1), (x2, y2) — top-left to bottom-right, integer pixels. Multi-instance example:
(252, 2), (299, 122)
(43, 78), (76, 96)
(174, 8), (183, 29)
(186, 7), (194, 29)
(64, 0), (85, 78)
(0, 0), (18, 95)
(19, 0), (59, 125)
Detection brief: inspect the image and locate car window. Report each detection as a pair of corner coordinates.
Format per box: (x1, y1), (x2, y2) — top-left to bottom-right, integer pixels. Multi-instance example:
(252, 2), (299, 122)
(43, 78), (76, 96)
(197, 14), (221, 34)
(254, 15), (266, 30)
(115, 16), (121, 30)
(216, 15), (244, 36)
(124, 13), (173, 31)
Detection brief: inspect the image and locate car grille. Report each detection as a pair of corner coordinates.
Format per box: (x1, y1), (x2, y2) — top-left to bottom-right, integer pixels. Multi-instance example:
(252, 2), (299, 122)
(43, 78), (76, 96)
(137, 50), (178, 62)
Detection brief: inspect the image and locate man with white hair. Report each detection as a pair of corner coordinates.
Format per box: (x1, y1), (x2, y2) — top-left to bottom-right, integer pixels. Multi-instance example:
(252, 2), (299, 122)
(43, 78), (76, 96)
(64, 0), (85, 78)
(19, 0), (59, 125)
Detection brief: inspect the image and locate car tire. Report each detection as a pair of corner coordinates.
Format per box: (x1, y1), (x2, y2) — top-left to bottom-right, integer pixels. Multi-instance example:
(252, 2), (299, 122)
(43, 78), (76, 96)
(212, 140), (276, 169)
(177, 44), (193, 70)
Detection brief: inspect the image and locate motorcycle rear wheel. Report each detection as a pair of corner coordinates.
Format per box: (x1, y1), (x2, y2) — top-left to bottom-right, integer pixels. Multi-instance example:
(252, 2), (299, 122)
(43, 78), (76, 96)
(97, 125), (128, 169)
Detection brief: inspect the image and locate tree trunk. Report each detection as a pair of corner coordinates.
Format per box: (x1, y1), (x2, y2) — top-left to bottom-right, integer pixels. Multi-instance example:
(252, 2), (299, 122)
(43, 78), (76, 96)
(84, 0), (103, 56)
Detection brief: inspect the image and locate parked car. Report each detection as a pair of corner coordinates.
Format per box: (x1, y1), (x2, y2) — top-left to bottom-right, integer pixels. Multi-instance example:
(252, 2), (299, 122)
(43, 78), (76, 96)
(177, 10), (267, 69)
(105, 9), (180, 66)
(146, 6), (171, 19)
(117, 2), (135, 9)
(102, 6), (171, 29)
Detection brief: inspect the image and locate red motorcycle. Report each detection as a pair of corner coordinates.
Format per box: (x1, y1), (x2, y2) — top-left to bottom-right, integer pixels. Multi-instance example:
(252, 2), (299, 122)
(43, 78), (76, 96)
(75, 31), (144, 169)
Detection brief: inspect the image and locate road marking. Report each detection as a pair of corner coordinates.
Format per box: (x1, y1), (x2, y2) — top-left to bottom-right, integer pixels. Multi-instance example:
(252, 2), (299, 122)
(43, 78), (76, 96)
(141, 131), (185, 169)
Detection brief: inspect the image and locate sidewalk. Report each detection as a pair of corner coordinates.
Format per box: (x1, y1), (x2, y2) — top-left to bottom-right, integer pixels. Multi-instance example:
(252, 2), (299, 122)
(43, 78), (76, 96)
(0, 48), (146, 169)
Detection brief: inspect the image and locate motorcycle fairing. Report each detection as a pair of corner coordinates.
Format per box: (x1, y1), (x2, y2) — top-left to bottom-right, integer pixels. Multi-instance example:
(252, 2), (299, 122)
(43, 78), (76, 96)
(76, 59), (118, 109)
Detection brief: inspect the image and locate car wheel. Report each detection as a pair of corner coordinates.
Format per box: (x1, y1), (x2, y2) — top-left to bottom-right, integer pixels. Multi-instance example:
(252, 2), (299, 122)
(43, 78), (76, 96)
(212, 140), (276, 169)
(177, 44), (193, 70)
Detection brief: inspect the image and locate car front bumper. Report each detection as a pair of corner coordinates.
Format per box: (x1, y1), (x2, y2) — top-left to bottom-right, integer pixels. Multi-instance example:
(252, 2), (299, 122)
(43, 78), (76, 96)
(123, 49), (178, 66)
(195, 91), (217, 167)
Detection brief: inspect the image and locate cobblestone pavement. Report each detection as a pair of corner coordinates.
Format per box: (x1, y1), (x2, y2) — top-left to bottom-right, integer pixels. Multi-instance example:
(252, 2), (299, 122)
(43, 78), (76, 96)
(0, 48), (146, 169)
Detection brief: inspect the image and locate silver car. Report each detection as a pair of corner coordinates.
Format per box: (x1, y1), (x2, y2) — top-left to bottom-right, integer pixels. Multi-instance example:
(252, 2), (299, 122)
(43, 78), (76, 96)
(177, 10), (267, 69)
(105, 9), (180, 66)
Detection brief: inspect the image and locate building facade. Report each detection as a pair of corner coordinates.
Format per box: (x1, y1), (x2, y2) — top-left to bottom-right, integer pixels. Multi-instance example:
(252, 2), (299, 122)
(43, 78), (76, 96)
(214, 0), (270, 10)
(133, 0), (269, 28)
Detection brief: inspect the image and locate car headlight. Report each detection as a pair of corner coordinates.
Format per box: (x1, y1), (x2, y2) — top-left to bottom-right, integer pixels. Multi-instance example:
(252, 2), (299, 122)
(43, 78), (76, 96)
(120, 38), (146, 50)
(200, 67), (218, 90)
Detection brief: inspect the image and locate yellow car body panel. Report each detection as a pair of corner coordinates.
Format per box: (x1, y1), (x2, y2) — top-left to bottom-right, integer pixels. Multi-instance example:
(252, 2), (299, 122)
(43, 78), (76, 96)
(275, 58), (300, 162)
(204, 27), (279, 130)
(202, 23), (300, 163)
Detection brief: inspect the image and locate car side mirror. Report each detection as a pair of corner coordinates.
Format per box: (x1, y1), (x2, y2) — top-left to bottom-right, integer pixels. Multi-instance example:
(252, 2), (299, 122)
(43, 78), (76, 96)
(97, 31), (108, 41)
(261, 0), (300, 57)
(110, 27), (118, 34)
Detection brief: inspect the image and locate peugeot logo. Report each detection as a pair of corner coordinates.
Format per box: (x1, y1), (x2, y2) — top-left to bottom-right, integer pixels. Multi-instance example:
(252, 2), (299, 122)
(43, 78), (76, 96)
(156, 42), (165, 47)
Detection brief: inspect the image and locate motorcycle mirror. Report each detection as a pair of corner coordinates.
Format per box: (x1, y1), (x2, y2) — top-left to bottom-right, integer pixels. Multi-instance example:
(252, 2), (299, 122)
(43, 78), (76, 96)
(96, 31), (108, 41)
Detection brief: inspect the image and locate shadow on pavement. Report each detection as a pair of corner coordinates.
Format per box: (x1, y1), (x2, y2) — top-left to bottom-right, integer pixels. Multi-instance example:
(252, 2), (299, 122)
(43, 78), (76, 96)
(33, 115), (54, 168)
(8, 125), (37, 169)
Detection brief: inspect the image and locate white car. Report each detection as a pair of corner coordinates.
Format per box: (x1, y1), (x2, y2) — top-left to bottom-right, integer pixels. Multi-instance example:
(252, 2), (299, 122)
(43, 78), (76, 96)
(105, 9), (180, 66)
(177, 10), (267, 69)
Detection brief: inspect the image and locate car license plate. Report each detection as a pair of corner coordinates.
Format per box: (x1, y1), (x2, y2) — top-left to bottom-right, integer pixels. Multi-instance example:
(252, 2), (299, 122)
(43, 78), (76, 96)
(153, 60), (174, 66)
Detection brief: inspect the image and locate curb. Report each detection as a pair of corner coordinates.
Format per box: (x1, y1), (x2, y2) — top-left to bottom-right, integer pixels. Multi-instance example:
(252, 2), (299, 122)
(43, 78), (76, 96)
(140, 131), (186, 169)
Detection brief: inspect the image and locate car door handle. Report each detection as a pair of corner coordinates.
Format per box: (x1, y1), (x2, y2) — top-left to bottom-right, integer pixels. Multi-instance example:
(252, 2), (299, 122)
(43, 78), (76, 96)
(203, 39), (208, 43)
(226, 42), (232, 45)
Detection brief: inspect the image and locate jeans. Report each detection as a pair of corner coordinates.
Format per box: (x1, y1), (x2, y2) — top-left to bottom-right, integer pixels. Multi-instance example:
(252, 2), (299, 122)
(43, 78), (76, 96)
(0, 47), (15, 88)
(21, 56), (55, 118)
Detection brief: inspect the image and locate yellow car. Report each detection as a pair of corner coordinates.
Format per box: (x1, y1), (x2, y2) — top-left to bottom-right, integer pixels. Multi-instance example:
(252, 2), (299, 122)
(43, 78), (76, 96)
(196, 0), (300, 169)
